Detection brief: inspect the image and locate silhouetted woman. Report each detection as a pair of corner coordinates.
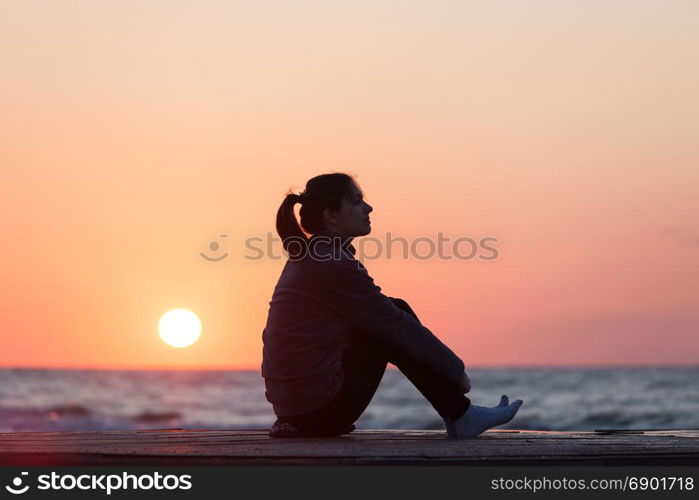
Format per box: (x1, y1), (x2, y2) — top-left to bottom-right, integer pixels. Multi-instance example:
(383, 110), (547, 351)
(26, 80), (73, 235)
(261, 173), (522, 438)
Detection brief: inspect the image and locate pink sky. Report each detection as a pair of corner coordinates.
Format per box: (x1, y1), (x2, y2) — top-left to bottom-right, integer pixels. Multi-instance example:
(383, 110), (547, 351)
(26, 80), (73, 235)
(1, 1), (697, 369)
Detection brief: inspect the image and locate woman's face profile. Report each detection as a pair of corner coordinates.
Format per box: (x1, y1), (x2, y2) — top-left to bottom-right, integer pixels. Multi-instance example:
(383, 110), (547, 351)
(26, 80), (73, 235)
(322, 181), (373, 238)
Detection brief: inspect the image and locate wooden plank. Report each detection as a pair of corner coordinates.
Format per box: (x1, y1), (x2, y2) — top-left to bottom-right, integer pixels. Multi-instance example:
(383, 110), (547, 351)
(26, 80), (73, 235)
(0, 429), (698, 466)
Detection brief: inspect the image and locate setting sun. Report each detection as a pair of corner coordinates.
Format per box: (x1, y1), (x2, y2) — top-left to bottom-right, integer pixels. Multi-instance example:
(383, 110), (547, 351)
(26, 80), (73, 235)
(158, 309), (202, 348)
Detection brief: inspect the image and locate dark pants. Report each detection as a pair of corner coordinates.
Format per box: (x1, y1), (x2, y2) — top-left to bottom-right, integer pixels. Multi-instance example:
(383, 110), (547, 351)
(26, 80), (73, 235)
(277, 297), (470, 436)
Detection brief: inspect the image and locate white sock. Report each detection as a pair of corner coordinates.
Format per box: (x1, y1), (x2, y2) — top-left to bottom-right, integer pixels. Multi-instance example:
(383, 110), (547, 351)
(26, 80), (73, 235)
(444, 395), (522, 438)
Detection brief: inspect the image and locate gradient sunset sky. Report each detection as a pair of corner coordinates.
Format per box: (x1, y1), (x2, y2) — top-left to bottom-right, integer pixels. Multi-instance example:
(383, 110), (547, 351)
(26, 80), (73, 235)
(1, 1), (697, 369)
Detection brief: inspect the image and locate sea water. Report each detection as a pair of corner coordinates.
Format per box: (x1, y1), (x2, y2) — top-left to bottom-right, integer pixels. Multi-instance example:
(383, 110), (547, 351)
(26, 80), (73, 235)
(0, 367), (697, 433)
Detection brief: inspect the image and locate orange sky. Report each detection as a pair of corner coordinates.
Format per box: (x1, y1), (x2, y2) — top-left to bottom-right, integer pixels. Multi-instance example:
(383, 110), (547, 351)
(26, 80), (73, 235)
(1, 1), (697, 369)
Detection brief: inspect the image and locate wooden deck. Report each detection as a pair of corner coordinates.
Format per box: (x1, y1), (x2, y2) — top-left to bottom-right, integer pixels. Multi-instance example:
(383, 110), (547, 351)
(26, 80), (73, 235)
(1, 429), (698, 466)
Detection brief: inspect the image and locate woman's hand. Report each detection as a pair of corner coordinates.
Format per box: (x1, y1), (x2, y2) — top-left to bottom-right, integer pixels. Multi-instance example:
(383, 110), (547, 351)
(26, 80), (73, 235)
(459, 371), (471, 394)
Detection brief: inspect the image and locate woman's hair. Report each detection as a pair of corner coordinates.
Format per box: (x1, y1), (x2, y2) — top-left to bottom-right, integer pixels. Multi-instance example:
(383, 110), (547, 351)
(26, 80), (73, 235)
(276, 172), (356, 257)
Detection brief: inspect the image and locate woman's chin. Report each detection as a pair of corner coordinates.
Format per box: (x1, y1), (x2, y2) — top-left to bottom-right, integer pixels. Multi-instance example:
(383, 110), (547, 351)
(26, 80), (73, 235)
(350, 224), (371, 237)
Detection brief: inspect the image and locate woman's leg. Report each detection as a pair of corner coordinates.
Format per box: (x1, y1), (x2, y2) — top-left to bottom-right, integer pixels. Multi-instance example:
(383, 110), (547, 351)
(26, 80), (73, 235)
(390, 298), (524, 437)
(385, 297), (470, 420)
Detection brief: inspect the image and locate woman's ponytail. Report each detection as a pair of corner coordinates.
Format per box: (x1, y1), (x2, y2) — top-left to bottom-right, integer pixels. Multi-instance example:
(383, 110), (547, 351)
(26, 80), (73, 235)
(276, 192), (308, 258)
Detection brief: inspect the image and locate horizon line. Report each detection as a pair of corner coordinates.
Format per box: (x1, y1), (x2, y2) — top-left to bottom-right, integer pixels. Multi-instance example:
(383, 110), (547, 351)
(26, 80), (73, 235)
(1, 363), (697, 372)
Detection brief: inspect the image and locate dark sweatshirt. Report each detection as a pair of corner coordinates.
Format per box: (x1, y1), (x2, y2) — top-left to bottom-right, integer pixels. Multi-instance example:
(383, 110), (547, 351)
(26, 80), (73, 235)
(261, 232), (465, 417)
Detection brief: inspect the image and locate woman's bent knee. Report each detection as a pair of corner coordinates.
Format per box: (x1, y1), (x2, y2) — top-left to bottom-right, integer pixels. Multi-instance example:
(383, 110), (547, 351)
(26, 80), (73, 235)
(389, 297), (420, 322)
